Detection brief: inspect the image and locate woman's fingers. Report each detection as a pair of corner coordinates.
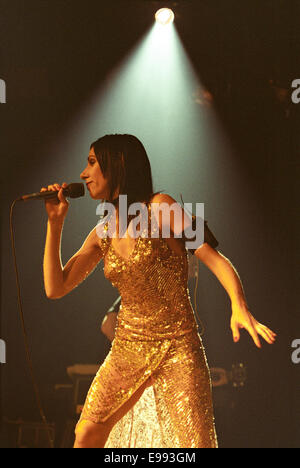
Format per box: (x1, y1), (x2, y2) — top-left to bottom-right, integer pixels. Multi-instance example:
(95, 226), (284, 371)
(58, 184), (69, 204)
(256, 324), (277, 344)
(231, 309), (277, 348)
(246, 320), (277, 346)
(231, 320), (241, 343)
(40, 183), (69, 221)
(41, 183), (68, 192)
(48, 184), (60, 191)
(40, 183), (69, 206)
(245, 321), (262, 348)
(257, 326), (273, 344)
(42, 184), (68, 199)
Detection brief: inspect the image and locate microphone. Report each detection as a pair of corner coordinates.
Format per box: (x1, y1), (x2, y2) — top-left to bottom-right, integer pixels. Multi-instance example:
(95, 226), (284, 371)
(18, 183), (85, 202)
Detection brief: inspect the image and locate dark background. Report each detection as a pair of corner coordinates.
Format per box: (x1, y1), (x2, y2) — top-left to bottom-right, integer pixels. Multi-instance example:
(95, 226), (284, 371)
(0, 0), (299, 448)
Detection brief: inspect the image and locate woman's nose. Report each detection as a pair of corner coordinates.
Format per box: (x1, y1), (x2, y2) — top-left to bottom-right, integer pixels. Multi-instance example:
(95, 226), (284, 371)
(80, 168), (88, 180)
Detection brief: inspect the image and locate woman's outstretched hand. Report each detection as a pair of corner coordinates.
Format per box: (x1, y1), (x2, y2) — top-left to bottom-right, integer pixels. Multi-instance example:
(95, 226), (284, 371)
(41, 182), (69, 222)
(230, 301), (277, 348)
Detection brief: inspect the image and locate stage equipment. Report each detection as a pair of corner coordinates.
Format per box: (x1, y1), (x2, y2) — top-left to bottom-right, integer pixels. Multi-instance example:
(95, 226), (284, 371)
(155, 8), (175, 25)
(3, 419), (55, 448)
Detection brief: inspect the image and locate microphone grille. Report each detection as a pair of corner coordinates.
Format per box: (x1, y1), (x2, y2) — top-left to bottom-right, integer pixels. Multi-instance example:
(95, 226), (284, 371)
(66, 183), (85, 199)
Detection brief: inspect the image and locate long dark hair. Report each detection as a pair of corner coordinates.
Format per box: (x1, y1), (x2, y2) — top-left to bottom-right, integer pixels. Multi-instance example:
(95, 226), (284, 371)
(91, 134), (160, 207)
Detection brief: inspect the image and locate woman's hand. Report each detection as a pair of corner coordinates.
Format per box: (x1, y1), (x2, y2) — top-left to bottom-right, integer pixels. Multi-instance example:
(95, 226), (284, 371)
(41, 182), (69, 222)
(230, 301), (277, 348)
(101, 312), (118, 342)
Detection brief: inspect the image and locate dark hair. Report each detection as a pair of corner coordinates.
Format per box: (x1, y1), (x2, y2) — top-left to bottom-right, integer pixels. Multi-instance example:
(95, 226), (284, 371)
(90, 134), (161, 207)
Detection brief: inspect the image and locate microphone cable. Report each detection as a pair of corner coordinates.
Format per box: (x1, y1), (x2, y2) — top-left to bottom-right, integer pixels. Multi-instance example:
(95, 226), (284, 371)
(192, 259), (205, 336)
(9, 199), (54, 449)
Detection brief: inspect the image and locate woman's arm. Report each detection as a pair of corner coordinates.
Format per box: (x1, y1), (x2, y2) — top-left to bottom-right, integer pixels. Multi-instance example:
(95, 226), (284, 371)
(42, 183), (103, 299)
(195, 244), (276, 348)
(195, 244), (246, 306)
(44, 222), (102, 299)
(150, 193), (276, 348)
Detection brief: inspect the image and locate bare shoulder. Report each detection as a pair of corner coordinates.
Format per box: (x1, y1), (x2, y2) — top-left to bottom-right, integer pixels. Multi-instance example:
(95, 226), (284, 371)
(149, 193), (188, 254)
(149, 193), (188, 236)
(150, 193), (178, 206)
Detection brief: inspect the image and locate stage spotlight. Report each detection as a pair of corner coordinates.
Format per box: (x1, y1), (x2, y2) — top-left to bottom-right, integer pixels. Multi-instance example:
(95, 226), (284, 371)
(155, 8), (175, 26)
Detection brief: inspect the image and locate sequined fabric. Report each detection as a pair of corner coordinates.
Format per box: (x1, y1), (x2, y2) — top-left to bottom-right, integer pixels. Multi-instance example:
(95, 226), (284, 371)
(105, 386), (163, 448)
(78, 203), (218, 448)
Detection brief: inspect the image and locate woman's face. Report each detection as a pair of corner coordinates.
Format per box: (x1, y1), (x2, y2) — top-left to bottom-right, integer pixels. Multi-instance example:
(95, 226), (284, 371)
(80, 147), (110, 200)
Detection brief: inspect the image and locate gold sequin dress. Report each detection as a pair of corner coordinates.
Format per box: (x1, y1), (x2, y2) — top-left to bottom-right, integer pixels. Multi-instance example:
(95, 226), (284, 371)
(78, 203), (218, 448)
